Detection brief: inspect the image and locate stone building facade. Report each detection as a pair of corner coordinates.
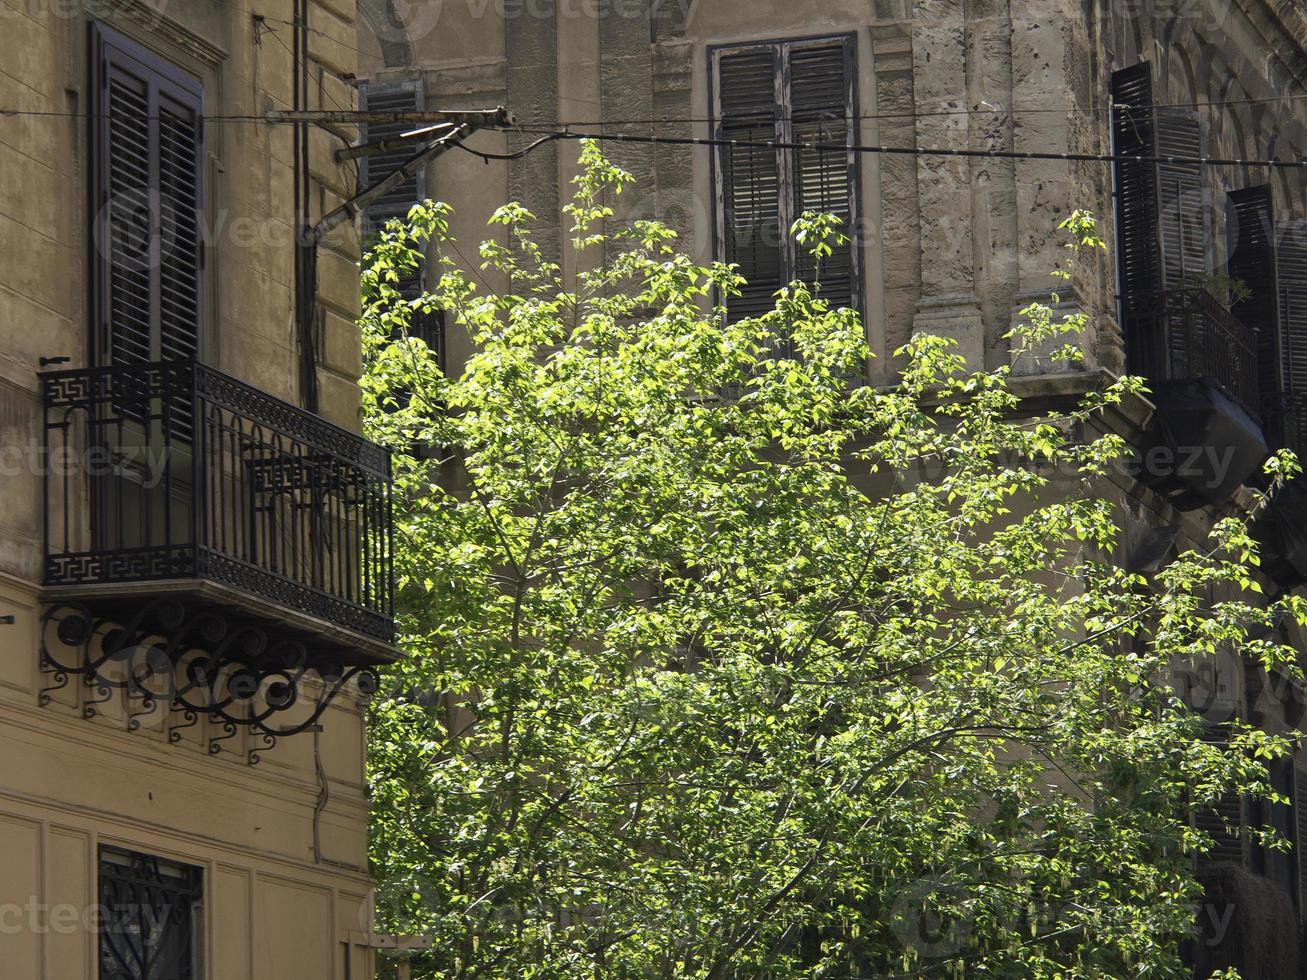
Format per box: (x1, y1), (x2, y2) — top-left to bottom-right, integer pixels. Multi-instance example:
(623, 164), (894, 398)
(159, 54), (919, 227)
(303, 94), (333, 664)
(0, 0), (391, 975)
(357, 0), (1307, 973)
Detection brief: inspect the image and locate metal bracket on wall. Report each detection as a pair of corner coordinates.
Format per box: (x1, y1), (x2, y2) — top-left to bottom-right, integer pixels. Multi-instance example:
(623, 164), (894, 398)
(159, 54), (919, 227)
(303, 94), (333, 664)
(38, 598), (380, 764)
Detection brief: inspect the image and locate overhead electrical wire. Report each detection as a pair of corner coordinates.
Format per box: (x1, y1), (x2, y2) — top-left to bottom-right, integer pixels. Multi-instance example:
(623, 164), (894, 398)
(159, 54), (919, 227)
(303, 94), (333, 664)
(4, 90), (1306, 131)
(515, 91), (1307, 128)
(262, 24), (360, 184)
(450, 132), (569, 162)
(487, 124), (1307, 170)
(2, 104), (1299, 169)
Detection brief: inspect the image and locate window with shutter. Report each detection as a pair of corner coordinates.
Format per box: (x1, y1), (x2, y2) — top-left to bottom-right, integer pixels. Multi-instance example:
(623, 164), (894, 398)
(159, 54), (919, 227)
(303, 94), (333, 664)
(1278, 220), (1307, 455)
(358, 81), (425, 237)
(1153, 109), (1208, 288)
(1295, 761), (1307, 919)
(358, 80), (443, 371)
(1195, 725), (1247, 868)
(1226, 186), (1281, 435)
(711, 35), (859, 325)
(91, 24), (203, 369)
(1110, 64), (1209, 303)
(1110, 63), (1259, 415)
(1110, 62), (1160, 323)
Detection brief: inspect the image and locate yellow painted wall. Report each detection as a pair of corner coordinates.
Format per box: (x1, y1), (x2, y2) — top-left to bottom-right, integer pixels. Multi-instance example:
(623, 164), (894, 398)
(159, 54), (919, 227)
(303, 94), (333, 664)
(0, 0), (380, 971)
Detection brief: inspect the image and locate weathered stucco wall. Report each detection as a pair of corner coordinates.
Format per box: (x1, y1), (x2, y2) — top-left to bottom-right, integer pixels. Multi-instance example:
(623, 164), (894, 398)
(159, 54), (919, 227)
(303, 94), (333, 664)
(356, 0), (1306, 384)
(0, 0), (378, 973)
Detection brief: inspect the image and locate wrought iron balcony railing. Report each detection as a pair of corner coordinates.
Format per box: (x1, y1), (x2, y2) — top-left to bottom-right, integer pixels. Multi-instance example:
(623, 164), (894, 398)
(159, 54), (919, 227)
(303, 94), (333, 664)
(1125, 286), (1261, 418)
(42, 360), (394, 648)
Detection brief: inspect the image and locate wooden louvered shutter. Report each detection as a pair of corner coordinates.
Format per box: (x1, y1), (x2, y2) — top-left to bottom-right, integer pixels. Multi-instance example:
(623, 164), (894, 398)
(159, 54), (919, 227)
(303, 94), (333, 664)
(716, 47), (784, 322)
(91, 25), (203, 369)
(787, 38), (858, 312)
(359, 82), (425, 236)
(1195, 726), (1247, 867)
(1295, 762), (1307, 918)
(1277, 220), (1307, 455)
(1226, 186), (1280, 433)
(1153, 109), (1207, 288)
(1111, 63), (1208, 381)
(1111, 63), (1160, 321)
(358, 82), (442, 368)
(157, 88), (202, 363)
(1154, 109), (1210, 385)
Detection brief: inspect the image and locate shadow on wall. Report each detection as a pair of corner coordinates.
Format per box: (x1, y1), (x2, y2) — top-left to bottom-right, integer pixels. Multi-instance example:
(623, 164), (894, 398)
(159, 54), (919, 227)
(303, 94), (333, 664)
(1190, 864), (1300, 979)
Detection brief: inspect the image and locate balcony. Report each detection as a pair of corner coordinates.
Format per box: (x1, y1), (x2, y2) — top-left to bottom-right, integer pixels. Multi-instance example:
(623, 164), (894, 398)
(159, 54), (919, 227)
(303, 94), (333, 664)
(42, 360), (396, 666)
(1125, 287), (1267, 509)
(1125, 286), (1261, 417)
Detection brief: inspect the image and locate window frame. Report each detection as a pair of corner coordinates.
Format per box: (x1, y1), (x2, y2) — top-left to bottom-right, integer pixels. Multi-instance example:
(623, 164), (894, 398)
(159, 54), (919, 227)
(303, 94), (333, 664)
(356, 78), (445, 371)
(88, 22), (206, 369)
(707, 32), (863, 322)
(357, 78), (427, 239)
(98, 845), (205, 979)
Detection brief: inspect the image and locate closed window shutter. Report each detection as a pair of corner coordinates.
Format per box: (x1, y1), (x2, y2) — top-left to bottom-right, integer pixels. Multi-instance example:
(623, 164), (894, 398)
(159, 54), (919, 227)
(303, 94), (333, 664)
(1110, 63), (1160, 318)
(358, 81), (442, 370)
(716, 48), (784, 322)
(714, 36), (859, 327)
(1295, 761), (1307, 918)
(157, 91), (202, 363)
(358, 82), (425, 237)
(1195, 726), (1247, 867)
(1111, 63), (1213, 382)
(788, 40), (857, 310)
(1226, 186), (1280, 431)
(1154, 110), (1210, 385)
(1153, 109), (1207, 288)
(1277, 220), (1307, 455)
(1109, 70), (1209, 291)
(92, 25), (203, 368)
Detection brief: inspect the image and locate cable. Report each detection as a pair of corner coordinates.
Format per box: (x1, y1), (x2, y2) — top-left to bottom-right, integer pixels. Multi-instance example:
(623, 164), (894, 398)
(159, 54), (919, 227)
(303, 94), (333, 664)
(4, 84), (1304, 129)
(5, 84), (1304, 129)
(265, 24), (360, 185)
(513, 91), (1307, 129)
(0, 108), (273, 122)
(248, 10), (402, 69)
(491, 124), (1307, 170)
(451, 132), (568, 162)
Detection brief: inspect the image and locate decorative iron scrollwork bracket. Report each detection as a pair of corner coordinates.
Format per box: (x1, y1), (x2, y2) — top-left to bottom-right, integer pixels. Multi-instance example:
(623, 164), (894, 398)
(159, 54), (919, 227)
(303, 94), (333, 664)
(40, 599), (380, 765)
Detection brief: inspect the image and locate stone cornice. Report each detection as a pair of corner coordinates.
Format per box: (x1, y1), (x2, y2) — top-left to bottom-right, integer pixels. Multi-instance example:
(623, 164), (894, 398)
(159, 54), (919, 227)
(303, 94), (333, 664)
(1237, 0), (1307, 73)
(103, 0), (227, 68)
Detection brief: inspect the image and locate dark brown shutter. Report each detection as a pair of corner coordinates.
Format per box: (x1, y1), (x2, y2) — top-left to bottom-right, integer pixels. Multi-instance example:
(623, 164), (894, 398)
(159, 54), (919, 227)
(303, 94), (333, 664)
(1195, 726), (1247, 867)
(1110, 63), (1160, 319)
(91, 25), (203, 368)
(1153, 109), (1207, 288)
(358, 82), (425, 236)
(358, 82), (443, 368)
(788, 39), (857, 311)
(1278, 220), (1307, 454)
(1155, 109), (1212, 385)
(1111, 63), (1210, 381)
(1226, 186), (1280, 434)
(1295, 761), (1307, 918)
(716, 47), (784, 322)
(157, 91), (202, 363)
(714, 38), (859, 325)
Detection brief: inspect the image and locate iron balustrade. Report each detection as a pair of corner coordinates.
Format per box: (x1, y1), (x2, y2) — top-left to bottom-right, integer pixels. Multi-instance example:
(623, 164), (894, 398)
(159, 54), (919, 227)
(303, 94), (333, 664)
(42, 360), (394, 643)
(1125, 286), (1261, 418)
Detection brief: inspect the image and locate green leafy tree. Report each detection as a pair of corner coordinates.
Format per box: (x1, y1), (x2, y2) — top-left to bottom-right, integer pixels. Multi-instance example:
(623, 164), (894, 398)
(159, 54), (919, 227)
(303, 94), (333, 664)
(359, 143), (1302, 978)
